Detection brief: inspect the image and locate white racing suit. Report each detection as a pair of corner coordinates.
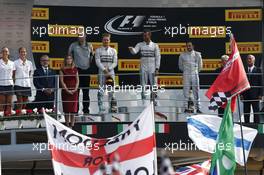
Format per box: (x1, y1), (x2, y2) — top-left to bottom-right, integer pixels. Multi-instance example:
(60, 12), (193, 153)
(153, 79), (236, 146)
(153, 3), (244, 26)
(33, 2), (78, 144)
(178, 50), (202, 111)
(95, 46), (117, 112)
(130, 41), (161, 99)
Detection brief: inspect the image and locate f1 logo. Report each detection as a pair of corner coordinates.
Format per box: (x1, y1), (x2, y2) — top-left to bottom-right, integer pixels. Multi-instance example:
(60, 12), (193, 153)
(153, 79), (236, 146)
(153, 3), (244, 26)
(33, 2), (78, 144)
(119, 16), (145, 28)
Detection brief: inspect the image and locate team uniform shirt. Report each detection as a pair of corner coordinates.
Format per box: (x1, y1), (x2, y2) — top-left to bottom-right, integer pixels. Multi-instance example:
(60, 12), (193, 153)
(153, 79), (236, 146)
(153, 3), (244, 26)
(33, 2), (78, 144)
(0, 59), (15, 86)
(130, 41), (161, 73)
(68, 42), (93, 70)
(14, 58), (33, 87)
(178, 50), (202, 74)
(95, 46), (117, 74)
(95, 46), (118, 108)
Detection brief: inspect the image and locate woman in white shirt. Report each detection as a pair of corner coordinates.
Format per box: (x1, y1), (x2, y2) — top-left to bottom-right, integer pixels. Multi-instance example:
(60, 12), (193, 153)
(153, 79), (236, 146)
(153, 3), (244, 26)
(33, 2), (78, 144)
(14, 47), (33, 111)
(0, 47), (15, 116)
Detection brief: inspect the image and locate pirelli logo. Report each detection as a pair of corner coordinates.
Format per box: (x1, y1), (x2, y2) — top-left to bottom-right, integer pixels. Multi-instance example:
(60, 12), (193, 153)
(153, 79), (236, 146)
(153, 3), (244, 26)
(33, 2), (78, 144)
(203, 59), (222, 71)
(158, 43), (187, 55)
(90, 75), (119, 88)
(48, 25), (84, 37)
(49, 58), (64, 70)
(118, 59), (140, 71)
(226, 42), (262, 54)
(91, 42), (119, 53)
(188, 26), (226, 38)
(32, 8), (49, 20)
(225, 9), (262, 21)
(31, 41), (49, 53)
(157, 76), (183, 87)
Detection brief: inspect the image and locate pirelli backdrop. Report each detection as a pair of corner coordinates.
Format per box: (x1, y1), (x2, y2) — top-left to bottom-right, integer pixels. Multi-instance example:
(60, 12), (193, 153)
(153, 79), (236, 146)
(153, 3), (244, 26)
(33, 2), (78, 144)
(31, 7), (263, 88)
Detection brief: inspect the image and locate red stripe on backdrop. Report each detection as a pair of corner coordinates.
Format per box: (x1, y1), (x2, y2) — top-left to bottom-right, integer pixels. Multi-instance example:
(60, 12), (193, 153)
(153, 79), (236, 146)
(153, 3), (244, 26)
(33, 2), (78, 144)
(92, 125), (97, 135)
(50, 134), (155, 171)
(164, 124), (170, 133)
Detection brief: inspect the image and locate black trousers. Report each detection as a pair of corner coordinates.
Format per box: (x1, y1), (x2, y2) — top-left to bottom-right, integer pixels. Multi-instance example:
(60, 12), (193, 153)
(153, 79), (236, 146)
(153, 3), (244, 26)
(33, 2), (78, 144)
(243, 100), (259, 123)
(218, 107), (225, 118)
(34, 94), (54, 110)
(260, 106), (264, 123)
(78, 68), (91, 113)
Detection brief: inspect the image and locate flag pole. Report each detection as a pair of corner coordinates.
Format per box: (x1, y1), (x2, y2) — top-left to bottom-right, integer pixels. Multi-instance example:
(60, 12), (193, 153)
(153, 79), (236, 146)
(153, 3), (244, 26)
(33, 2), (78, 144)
(229, 33), (248, 174)
(152, 104), (158, 175)
(151, 86), (158, 175)
(236, 96), (248, 175)
(0, 150), (2, 175)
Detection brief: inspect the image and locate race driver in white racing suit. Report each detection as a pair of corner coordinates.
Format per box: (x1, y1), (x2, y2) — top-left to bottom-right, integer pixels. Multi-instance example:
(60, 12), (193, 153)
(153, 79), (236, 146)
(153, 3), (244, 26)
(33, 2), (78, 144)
(95, 33), (117, 113)
(178, 41), (203, 114)
(128, 30), (161, 102)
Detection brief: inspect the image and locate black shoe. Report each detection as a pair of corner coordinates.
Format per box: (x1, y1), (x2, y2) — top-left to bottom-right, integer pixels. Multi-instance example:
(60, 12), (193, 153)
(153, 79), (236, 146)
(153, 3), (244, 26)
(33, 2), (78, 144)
(83, 109), (90, 114)
(83, 113), (90, 116)
(196, 109), (202, 114)
(110, 106), (117, 113)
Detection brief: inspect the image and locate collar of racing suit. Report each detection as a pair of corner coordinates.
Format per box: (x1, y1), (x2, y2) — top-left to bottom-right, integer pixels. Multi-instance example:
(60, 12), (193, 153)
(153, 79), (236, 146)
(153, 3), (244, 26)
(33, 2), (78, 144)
(144, 40), (153, 45)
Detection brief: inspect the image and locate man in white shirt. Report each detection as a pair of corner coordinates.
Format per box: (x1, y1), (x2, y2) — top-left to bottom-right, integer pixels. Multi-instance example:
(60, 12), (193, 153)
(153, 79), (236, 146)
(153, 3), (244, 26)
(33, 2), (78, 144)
(128, 30), (161, 101)
(14, 47), (33, 110)
(95, 33), (117, 113)
(178, 42), (203, 114)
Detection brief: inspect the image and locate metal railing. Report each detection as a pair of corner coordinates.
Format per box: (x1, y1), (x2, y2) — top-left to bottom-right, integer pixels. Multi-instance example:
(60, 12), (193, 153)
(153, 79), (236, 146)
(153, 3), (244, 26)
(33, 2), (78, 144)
(0, 71), (263, 121)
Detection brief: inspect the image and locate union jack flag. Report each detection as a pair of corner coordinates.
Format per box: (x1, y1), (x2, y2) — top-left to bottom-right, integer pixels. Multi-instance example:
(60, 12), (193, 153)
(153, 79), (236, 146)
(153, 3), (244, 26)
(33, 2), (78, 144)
(174, 160), (210, 175)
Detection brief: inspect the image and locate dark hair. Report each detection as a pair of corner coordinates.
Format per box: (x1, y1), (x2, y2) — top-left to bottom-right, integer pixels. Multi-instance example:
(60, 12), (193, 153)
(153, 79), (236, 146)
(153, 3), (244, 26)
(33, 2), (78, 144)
(143, 29), (151, 33)
(18, 47), (26, 53)
(1, 47), (10, 59)
(186, 41), (194, 45)
(102, 33), (111, 38)
(40, 55), (49, 61)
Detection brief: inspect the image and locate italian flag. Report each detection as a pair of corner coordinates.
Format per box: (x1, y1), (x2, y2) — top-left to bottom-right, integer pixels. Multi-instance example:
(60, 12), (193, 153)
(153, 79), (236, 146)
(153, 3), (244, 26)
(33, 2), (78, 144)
(81, 125), (97, 135)
(117, 124), (129, 133)
(155, 123), (170, 133)
(258, 124), (264, 134)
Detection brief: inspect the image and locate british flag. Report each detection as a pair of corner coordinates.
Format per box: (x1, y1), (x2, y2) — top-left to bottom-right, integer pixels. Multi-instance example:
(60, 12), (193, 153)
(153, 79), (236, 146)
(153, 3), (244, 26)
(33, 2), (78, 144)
(174, 160), (210, 175)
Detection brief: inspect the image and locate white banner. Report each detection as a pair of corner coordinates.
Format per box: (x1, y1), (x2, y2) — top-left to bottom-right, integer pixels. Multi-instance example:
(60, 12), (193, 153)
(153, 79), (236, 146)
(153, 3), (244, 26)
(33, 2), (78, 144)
(44, 103), (157, 175)
(187, 114), (258, 166)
